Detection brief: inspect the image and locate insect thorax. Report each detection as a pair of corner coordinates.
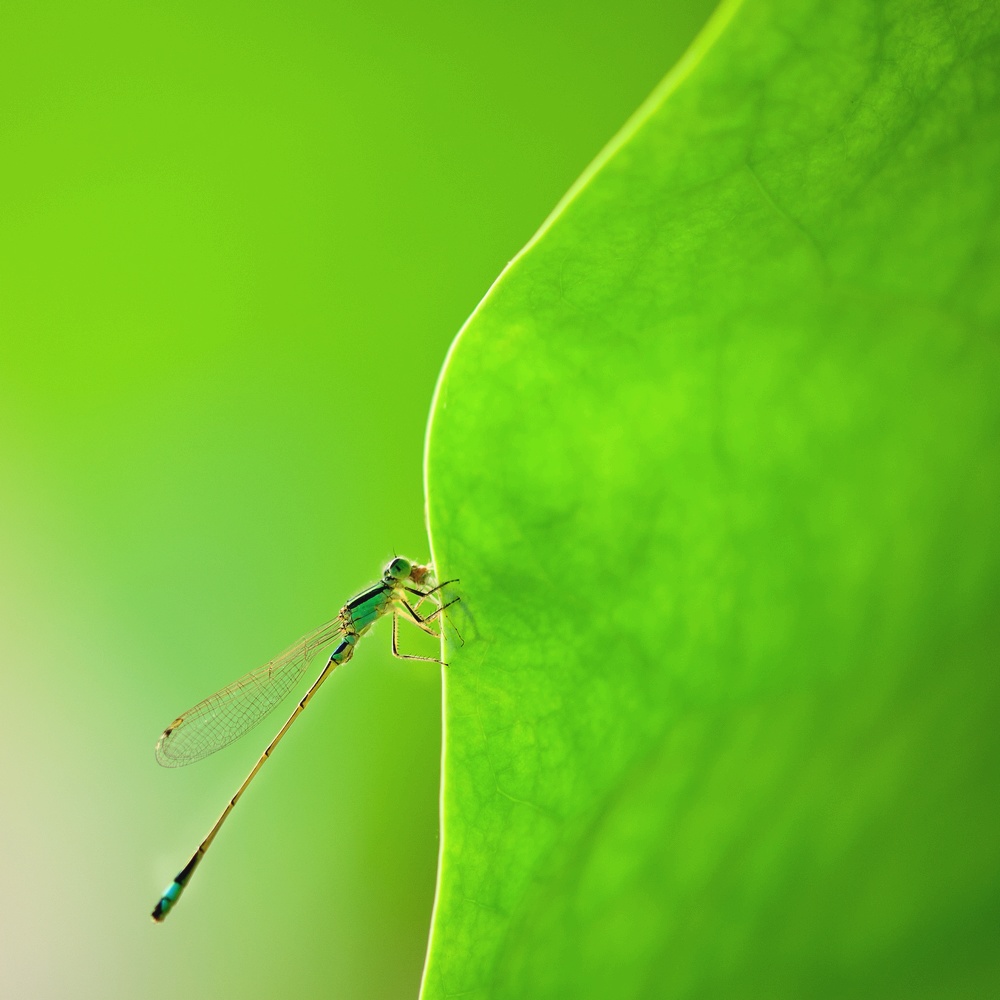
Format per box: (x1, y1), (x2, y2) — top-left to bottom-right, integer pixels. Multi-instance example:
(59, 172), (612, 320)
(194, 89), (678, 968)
(340, 581), (395, 635)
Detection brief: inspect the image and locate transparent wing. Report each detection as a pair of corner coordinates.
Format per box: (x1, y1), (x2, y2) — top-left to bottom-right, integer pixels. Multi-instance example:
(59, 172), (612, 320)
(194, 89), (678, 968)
(154, 616), (346, 767)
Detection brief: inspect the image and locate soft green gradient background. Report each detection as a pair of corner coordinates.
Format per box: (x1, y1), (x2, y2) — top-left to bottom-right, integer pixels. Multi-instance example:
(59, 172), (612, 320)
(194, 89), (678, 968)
(0, 2), (714, 997)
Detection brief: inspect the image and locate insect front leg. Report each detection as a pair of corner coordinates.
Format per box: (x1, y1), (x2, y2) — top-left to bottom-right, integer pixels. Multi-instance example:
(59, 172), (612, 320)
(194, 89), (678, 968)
(404, 578), (459, 615)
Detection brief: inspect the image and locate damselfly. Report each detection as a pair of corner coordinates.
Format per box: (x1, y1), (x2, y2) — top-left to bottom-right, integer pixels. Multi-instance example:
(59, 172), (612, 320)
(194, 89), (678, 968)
(151, 556), (456, 922)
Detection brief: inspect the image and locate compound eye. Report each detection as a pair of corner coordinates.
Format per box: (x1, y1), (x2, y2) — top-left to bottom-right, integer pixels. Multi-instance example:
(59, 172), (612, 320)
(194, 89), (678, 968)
(387, 557), (411, 580)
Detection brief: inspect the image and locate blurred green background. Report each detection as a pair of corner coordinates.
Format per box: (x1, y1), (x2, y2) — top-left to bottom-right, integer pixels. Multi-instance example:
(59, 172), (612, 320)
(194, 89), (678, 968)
(0, 1), (714, 997)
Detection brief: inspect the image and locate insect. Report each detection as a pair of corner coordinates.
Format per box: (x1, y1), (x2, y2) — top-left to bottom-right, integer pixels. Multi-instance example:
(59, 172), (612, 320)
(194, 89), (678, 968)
(151, 556), (457, 922)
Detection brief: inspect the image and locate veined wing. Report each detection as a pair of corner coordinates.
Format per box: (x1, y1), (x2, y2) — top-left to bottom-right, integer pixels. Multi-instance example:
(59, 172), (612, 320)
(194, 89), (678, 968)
(155, 616), (346, 767)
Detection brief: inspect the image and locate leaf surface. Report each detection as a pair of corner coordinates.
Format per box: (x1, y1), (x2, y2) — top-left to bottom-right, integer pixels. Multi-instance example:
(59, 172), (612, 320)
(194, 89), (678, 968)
(424, 1), (1000, 996)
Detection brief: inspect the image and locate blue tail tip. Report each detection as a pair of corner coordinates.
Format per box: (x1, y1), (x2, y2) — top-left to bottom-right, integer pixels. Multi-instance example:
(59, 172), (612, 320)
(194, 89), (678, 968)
(152, 881), (182, 923)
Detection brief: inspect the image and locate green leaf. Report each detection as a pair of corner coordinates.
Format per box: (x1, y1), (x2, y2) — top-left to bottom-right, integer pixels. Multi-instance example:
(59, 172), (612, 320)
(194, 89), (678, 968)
(422, 0), (1000, 996)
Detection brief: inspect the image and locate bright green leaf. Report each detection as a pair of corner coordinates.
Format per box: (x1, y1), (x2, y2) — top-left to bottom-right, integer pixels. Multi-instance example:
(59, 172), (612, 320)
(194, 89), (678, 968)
(423, 0), (1000, 996)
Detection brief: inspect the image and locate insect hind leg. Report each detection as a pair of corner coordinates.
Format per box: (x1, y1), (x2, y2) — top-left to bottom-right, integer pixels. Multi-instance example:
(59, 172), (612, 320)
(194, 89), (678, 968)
(391, 612), (446, 665)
